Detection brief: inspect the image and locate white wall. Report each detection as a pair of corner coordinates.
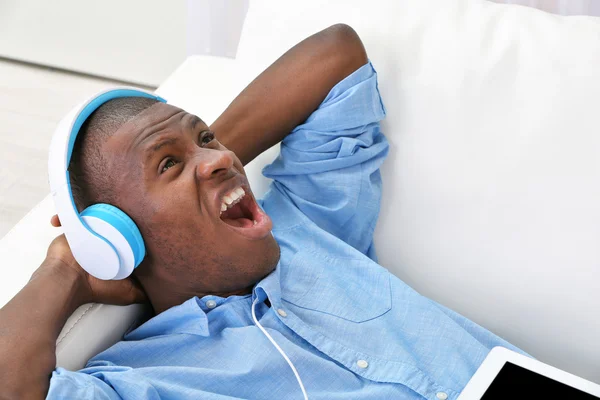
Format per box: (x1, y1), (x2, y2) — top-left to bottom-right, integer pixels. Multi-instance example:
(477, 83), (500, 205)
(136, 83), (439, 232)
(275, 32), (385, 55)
(0, 0), (249, 87)
(187, 0), (249, 58)
(490, 0), (600, 15)
(0, 0), (187, 87)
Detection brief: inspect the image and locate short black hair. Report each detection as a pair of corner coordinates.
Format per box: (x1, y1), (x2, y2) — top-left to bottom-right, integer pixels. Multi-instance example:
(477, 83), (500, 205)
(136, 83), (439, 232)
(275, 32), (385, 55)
(68, 96), (159, 211)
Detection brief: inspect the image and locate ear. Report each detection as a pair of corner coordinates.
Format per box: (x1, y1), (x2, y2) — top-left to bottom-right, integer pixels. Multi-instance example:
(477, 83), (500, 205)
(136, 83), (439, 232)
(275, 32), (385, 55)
(50, 214), (62, 227)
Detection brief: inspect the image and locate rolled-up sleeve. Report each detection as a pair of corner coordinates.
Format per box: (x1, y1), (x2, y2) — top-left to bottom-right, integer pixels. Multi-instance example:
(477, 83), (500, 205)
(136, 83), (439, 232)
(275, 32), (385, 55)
(47, 365), (160, 400)
(47, 368), (119, 399)
(262, 61), (389, 256)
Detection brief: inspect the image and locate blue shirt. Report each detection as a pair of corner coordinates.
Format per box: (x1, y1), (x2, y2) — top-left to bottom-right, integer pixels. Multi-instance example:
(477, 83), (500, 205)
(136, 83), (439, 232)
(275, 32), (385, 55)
(47, 62), (525, 400)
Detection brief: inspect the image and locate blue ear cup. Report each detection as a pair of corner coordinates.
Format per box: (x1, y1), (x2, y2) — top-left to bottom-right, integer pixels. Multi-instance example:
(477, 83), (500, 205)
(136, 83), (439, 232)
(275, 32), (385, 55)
(80, 204), (146, 268)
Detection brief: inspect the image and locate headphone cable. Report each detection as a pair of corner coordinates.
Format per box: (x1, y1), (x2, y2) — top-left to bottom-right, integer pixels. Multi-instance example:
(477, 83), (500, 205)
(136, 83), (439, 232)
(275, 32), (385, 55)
(252, 298), (309, 400)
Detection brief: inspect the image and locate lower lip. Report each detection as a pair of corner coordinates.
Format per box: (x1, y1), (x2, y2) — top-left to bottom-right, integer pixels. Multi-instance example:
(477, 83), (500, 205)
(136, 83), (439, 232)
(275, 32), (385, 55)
(219, 196), (273, 240)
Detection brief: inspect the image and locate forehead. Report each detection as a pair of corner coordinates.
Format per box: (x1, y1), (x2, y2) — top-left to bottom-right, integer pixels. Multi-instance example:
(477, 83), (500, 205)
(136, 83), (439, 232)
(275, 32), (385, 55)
(103, 104), (204, 169)
(115, 102), (185, 139)
(109, 103), (205, 150)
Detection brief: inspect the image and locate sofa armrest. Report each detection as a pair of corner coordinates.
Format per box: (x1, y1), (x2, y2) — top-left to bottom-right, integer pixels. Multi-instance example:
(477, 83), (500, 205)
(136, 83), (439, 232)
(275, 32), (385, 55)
(56, 303), (152, 370)
(0, 194), (59, 307)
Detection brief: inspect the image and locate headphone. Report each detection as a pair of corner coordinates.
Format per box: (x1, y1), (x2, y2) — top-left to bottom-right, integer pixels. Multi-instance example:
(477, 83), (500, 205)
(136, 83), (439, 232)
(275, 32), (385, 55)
(48, 87), (167, 280)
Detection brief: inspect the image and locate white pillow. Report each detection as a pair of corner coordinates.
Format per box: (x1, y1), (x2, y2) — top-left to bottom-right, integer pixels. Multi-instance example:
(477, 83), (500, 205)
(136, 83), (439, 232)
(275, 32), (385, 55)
(237, 0), (600, 382)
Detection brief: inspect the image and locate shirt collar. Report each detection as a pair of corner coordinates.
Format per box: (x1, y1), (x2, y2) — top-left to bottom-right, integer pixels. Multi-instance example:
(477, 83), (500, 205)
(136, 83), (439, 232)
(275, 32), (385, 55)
(125, 296), (210, 340)
(125, 261), (283, 340)
(252, 261), (282, 306)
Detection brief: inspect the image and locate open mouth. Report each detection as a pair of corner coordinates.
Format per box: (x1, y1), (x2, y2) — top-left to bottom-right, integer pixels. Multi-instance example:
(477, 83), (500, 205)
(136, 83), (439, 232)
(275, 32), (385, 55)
(219, 192), (258, 228)
(216, 183), (273, 240)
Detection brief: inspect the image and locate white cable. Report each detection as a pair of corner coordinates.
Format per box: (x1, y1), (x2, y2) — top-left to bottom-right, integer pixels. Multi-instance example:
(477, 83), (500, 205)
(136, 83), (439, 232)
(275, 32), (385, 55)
(252, 298), (308, 400)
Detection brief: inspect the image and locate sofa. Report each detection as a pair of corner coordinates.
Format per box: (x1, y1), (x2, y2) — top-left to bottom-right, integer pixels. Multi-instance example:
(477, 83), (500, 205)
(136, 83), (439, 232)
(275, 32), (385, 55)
(1, 0), (599, 385)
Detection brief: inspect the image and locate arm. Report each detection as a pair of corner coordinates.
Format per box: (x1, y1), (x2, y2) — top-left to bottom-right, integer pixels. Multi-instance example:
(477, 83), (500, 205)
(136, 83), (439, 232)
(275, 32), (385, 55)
(0, 253), (86, 400)
(0, 234), (146, 400)
(210, 23), (368, 165)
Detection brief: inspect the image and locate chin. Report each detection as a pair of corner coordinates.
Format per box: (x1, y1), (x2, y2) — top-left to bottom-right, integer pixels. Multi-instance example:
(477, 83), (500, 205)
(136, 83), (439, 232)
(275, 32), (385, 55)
(258, 235), (281, 276)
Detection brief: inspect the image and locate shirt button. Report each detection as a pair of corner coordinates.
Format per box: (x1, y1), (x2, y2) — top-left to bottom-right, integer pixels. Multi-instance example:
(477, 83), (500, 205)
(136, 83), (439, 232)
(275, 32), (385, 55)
(277, 308), (288, 317)
(206, 300), (217, 309)
(356, 360), (369, 369)
(436, 392), (448, 400)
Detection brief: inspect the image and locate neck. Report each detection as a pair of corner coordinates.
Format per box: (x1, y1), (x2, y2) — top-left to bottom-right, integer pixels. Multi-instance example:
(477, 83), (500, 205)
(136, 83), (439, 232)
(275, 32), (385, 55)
(136, 270), (254, 314)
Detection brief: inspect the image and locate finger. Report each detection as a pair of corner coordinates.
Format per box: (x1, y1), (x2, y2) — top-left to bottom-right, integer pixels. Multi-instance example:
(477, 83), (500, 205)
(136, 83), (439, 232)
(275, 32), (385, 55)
(50, 214), (61, 227)
(91, 278), (148, 305)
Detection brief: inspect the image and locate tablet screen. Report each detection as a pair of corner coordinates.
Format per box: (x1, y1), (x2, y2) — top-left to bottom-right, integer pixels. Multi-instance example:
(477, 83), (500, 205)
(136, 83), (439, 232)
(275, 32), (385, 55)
(481, 362), (598, 399)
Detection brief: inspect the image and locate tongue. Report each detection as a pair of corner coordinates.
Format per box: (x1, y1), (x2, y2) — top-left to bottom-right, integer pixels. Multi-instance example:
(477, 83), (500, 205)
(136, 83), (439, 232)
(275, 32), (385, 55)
(221, 217), (254, 228)
(220, 198), (257, 228)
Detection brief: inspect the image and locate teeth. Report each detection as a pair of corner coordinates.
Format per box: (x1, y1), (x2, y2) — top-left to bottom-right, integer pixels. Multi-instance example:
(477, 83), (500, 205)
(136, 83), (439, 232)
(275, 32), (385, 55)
(253, 220), (257, 225)
(219, 186), (247, 215)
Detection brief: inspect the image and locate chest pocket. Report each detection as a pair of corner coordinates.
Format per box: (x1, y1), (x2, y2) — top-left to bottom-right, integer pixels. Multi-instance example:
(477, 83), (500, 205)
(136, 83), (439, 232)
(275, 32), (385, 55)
(280, 250), (392, 323)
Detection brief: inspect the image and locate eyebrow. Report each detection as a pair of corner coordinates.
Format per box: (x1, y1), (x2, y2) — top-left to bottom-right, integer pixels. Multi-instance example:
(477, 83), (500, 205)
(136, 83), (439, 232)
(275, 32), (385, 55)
(149, 136), (179, 154)
(190, 115), (203, 130)
(142, 115), (205, 161)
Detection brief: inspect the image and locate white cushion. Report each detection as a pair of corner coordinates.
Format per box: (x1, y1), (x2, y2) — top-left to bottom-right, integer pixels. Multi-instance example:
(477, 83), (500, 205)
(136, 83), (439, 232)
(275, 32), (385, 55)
(236, 0), (600, 383)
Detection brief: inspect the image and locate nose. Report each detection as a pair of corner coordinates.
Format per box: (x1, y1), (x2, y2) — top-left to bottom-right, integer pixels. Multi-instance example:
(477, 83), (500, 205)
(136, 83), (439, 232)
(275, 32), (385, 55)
(194, 148), (235, 180)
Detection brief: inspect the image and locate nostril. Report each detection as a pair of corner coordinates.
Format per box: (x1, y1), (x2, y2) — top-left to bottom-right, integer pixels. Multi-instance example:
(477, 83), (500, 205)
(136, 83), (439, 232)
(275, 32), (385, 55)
(211, 167), (227, 176)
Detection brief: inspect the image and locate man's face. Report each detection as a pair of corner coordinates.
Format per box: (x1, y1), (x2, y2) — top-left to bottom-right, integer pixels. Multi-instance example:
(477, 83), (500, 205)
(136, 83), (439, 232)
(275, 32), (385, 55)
(104, 103), (280, 299)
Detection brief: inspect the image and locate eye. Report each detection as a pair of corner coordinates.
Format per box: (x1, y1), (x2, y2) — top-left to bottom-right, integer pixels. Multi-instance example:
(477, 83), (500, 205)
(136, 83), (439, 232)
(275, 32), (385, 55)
(199, 130), (215, 146)
(160, 158), (179, 174)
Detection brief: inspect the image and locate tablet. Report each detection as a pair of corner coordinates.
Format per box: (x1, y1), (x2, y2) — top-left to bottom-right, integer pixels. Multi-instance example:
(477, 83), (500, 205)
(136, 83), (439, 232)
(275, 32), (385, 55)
(457, 346), (600, 399)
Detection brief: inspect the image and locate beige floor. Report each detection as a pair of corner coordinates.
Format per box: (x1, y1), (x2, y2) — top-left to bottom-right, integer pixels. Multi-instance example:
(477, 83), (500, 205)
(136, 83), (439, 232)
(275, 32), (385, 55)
(0, 59), (153, 238)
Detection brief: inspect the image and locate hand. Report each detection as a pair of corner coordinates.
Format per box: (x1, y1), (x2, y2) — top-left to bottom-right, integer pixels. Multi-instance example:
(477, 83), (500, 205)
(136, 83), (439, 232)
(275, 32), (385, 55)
(42, 215), (147, 305)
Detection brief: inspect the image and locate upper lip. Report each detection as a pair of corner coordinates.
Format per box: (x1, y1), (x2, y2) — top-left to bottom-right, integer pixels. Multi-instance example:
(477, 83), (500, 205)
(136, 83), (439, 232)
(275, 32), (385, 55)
(213, 174), (251, 217)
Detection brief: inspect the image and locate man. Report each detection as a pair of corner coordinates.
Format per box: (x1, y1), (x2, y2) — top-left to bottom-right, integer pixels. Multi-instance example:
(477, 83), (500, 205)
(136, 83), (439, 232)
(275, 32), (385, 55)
(0, 25), (524, 399)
